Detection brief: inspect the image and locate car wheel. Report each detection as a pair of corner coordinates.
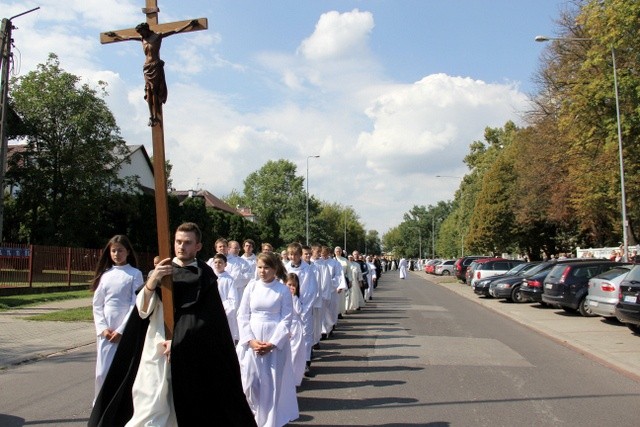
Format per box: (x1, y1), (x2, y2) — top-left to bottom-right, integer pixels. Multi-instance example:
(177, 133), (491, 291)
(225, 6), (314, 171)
(578, 297), (596, 317)
(511, 286), (525, 303)
(442, 270), (450, 276)
(627, 323), (640, 335)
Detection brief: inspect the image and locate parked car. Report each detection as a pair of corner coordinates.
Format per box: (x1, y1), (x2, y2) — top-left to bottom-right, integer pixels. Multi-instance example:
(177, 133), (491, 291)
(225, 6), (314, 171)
(470, 259), (526, 288)
(519, 258), (603, 305)
(541, 260), (627, 316)
(424, 259), (442, 275)
(585, 265), (632, 319)
(474, 261), (541, 299)
(615, 265), (640, 334)
(465, 257), (499, 285)
(488, 261), (545, 302)
(454, 256), (486, 283)
(435, 259), (456, 276)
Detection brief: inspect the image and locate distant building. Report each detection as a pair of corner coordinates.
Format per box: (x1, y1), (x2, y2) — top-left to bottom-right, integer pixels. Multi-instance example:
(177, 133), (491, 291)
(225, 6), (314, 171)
(114, 144), (154, 192)
(171, 189), (241, 217)
(237, 206), (256, 222)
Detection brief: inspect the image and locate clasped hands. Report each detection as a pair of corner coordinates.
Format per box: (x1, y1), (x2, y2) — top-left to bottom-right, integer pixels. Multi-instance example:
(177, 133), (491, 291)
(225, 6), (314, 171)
(101, 328), (122, 343)
(250, 339), (274, 356)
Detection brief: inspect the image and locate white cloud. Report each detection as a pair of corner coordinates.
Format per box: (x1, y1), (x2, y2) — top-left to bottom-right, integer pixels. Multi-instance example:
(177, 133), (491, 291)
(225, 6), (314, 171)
(298, 9), (374, 61)
(356, 74), (529, 176)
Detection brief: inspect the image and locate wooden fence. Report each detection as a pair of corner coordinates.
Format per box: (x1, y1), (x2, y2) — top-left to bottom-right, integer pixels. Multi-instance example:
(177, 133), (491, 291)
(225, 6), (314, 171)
(0, 243), (155, 295)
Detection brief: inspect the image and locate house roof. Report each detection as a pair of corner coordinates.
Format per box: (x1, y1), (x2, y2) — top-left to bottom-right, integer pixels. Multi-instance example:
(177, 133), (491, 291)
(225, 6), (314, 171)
(118, 144), (154, 175)
(171, 189), (240, 216)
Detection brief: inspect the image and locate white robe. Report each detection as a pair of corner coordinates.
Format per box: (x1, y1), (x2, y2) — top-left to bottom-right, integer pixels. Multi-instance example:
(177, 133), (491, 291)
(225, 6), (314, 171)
(216, 270), (239, 342)
(365, 261), (377, 300)
(346, 261), (365, 311)
(334, 256), (349, 316)
(325, 257), (345, 332)
(289, 295), (306, 386)
(208, 254), (252, 303)
(398, 258), (408, 279)
(92, 264), (142, 402)
(237, 279), (299, 427)
(285, 261), (318, 361)
(126, 285), (176, 427)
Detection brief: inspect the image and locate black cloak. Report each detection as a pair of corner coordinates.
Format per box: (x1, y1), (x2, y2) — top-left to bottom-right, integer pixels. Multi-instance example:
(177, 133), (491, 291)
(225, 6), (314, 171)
(89, 259), (257, 426)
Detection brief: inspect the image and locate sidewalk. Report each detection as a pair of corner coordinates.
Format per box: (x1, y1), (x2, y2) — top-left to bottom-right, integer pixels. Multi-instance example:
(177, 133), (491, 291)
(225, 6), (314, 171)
(420, 272), (640, 382)
(0, 297), (95, 369)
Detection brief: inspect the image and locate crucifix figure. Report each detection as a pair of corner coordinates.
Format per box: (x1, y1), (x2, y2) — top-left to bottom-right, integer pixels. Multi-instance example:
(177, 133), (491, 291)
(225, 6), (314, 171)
(104, 19), (200, 126)
(101, 2), (207, 338)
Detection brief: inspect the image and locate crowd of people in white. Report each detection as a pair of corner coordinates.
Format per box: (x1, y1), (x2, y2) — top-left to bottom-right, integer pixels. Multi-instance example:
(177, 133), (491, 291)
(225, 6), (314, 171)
(208, 238), (386, 427)
(90, 228), (395, 427)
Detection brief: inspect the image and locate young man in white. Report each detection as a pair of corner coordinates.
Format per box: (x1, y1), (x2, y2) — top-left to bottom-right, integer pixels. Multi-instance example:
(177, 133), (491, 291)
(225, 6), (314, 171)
(285, 242), (318, 376)
(241, 238), (257, 277)
(208, 238), (252, 304)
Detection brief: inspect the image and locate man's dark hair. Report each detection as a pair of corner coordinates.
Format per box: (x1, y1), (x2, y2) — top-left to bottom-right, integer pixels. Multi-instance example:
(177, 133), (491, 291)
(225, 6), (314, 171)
(177, 222), (202, 243)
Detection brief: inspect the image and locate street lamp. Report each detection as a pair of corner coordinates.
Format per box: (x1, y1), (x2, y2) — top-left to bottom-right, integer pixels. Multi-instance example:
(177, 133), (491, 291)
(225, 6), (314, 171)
(305, 155), (320, 245)
(535, 35), (628, 260)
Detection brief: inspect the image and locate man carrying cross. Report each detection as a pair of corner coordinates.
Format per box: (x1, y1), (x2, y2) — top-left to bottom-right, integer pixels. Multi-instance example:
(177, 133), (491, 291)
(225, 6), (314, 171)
(89, 222), (257, 427)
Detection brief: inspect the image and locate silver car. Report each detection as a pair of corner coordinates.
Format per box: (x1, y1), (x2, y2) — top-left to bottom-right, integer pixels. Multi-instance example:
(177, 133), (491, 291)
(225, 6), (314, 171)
(585, 265), (632, 319)
(435, 259), (456, 276)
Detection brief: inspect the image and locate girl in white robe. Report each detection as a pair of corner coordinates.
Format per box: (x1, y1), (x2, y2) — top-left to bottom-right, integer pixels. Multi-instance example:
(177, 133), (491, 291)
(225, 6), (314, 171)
(237, 253), (299, 427)
(285, 272), (307, 387)
(91, 235), (142, 404)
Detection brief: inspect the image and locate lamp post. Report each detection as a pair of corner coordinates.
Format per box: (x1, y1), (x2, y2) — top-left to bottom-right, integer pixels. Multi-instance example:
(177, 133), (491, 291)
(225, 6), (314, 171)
(305, 155), (320, 245)
(535, 35), (628, 260)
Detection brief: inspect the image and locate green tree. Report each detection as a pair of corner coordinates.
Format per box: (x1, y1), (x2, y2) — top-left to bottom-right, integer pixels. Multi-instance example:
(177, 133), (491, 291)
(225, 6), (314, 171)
(242, 159), (305, 247)
(7, 54), (132, 246)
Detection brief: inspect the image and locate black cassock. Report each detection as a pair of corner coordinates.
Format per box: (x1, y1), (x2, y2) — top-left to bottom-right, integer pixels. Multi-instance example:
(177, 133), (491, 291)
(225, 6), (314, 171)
(89, 259), (256, 427)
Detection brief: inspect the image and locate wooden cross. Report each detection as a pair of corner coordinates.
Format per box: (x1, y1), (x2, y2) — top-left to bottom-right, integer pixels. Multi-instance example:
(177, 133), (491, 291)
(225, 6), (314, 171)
(101, 1), (207, 339)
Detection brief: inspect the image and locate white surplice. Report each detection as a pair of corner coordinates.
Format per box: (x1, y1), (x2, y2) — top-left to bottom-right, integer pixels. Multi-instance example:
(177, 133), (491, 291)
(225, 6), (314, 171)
(237, 279), (299, 427)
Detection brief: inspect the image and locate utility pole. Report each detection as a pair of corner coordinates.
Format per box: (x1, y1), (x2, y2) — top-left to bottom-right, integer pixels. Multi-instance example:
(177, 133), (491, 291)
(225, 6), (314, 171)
(0, 7), (40, 244)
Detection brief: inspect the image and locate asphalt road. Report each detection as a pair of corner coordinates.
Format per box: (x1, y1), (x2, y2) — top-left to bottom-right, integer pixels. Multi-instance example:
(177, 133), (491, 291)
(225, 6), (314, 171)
(1, 271), (640, 426)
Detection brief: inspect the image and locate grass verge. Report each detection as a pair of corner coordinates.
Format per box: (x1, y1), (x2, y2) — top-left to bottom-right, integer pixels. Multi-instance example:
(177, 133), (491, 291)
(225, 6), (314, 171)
(25, 306), (93, 322)
(0, 290), (92, 310)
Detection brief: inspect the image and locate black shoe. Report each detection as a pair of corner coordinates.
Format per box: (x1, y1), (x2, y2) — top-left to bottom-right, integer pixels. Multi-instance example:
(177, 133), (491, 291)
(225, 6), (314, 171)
(338, 314), (343, 319)
(321, 333), (327, 340)
(313, 343), (321, 350)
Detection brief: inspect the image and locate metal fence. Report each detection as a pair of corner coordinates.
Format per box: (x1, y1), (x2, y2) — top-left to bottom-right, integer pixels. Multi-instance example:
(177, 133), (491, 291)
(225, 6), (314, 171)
(0, 243), (155, 295)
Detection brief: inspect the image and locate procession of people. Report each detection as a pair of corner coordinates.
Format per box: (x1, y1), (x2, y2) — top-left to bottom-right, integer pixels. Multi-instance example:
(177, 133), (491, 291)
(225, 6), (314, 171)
(89, 224), (387, 427)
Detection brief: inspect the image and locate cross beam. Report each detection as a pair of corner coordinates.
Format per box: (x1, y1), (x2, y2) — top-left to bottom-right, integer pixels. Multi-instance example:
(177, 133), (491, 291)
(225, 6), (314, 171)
(101, 1), (207, 339)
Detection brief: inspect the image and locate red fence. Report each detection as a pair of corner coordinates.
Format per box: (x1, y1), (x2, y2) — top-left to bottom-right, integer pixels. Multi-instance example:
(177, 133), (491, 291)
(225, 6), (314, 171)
(0, 243), (155, 294)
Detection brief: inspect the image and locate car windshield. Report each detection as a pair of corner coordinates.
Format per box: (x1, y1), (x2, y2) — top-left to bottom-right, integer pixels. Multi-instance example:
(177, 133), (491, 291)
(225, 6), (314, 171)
(622, 265), (640, 282)
(593, 266), (631, 280)
(522, 262), (551, 277)
(504, 263), (529, 275)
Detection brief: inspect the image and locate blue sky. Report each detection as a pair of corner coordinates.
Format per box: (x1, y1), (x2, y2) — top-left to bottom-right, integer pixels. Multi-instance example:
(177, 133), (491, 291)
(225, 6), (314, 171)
(3, 0), (572, 235)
